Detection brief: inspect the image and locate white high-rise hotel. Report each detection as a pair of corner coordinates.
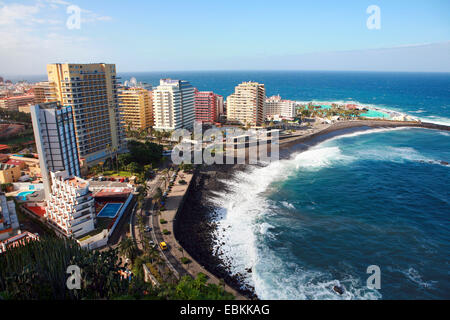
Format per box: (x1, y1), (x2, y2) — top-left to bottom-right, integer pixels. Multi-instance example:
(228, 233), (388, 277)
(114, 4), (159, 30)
(152, 79), (195, 131)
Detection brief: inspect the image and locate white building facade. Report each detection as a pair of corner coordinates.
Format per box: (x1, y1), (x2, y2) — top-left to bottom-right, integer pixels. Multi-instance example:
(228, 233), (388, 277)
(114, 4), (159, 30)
(264, 95), (297, 119)
(45, 171), (95, 238)
(152, 79), (195, 131)
(31, 102), (81, 199)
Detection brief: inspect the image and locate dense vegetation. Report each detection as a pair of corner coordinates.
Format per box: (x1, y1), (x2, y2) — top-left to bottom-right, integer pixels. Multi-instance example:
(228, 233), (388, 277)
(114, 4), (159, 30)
(0, 109), (32, 124)
(296, 105), (363, 120)
(122, 140), (163, 168)
(90, 140), (163, 180)
(0, 237), (234, 300)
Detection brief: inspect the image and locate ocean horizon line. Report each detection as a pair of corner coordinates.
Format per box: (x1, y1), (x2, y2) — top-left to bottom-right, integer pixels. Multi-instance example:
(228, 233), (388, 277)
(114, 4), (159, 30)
(4, 69), (450, 80)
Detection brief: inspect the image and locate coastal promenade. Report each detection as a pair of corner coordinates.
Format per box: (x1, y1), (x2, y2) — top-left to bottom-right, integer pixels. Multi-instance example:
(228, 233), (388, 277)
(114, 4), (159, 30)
(157, 171), (247, 300)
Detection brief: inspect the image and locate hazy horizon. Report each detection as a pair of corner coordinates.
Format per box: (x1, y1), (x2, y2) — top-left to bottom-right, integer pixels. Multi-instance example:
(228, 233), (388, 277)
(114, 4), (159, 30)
(3, 68), (450, 81)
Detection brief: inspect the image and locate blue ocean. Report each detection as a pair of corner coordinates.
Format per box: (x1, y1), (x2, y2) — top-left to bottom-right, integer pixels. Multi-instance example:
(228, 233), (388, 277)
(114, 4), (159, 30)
(22, 71), (450, 299)
(119, 71), (449, 299)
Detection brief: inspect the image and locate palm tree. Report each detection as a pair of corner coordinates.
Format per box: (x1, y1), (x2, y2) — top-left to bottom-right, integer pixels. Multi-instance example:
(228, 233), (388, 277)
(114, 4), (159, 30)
(153, 187), (163, 204)
(160, 168), (170, 190)
(119, 238), (138, 261)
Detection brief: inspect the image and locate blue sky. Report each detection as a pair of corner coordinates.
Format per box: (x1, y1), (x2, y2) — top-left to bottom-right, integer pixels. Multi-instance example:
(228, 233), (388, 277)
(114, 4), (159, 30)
(1, 0), (449, 75)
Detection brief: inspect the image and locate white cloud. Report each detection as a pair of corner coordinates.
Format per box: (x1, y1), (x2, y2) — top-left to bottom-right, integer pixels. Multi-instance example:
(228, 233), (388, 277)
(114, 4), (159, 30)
(0, 3), (42, 26)
(0, 1), (112, 75)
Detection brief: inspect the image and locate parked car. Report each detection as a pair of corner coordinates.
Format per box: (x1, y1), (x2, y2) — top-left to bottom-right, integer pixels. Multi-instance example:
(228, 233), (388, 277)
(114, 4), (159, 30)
(144, 226), (151, 232)
(124, 178), (129, 182)
(119, 178), (125, 183)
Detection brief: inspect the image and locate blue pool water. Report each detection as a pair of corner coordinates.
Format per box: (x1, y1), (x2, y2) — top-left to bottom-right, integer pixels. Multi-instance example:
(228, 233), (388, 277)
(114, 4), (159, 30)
(316, 104), (389, 119)
(16, 191), (34, 201)
(97, 203), (123, 218)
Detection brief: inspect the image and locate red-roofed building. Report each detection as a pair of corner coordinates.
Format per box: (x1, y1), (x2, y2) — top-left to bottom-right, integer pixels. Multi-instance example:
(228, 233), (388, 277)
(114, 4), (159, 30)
(6, 159), (26, 169)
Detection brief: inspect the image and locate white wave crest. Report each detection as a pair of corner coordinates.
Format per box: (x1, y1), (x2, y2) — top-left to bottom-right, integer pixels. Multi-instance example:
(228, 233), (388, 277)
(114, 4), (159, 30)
(211, 129), (444, 299)
(402, 267), (437, 289)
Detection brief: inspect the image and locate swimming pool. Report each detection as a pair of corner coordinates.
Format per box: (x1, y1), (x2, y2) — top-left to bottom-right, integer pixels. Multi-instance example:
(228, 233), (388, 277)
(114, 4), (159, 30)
(361, 109), (390, 119)
(16, 191), (35, 201)
(316, 105), (390, 119)
(97, 203), (123, 218)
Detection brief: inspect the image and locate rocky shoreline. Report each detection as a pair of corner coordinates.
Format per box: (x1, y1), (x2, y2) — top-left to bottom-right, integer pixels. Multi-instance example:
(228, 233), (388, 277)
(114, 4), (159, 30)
(174, 120), (450, 300)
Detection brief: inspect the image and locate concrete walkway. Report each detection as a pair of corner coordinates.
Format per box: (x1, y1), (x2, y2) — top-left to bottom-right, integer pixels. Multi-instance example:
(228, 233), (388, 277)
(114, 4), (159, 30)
(158, 171), (247, 300)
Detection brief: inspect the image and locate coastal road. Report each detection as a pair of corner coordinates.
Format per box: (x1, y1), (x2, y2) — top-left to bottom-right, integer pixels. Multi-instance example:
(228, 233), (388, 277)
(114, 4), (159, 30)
(133, 170), (188, 281)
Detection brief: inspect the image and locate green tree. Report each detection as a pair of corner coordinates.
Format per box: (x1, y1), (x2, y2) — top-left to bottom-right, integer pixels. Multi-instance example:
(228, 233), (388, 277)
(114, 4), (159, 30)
(0, 237), (129, 300)
(119, 237), (139, 262)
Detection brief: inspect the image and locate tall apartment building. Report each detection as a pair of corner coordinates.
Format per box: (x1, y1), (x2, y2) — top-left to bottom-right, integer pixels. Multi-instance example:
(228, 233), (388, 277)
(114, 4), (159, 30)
(152, 79), (195, 131)
(33, 81), (57, 104)
(45, 170), (95, 238)
(264, 95), (297, 118)
(226, 82), (265, 126)
(119, 87), (153, 130)
(194, 89), (223, 124)
(30, 102), (81, 198)
(47, 63), (126, 164)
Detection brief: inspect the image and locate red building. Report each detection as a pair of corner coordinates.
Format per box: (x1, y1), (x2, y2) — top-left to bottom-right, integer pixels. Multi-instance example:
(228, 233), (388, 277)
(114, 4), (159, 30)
(194, 89), (223, 124)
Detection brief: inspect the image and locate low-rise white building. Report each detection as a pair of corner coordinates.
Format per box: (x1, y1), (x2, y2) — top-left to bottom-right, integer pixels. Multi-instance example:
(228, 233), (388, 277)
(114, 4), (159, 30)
(46, 171), (95, 238)
(265, 95), (297, 119)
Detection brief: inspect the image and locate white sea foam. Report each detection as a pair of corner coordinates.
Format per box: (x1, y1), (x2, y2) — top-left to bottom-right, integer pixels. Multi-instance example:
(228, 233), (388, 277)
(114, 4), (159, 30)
(408, 110), (426, 114)
(402, 267), (437, 289)
(355, 146), (430, 163)
(417, 115), (450, 126)
(211, 144), (372, 299)
(320, 127), (414, 145)
(211, 129), (444, 299)
(281, 201), (295, 209)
